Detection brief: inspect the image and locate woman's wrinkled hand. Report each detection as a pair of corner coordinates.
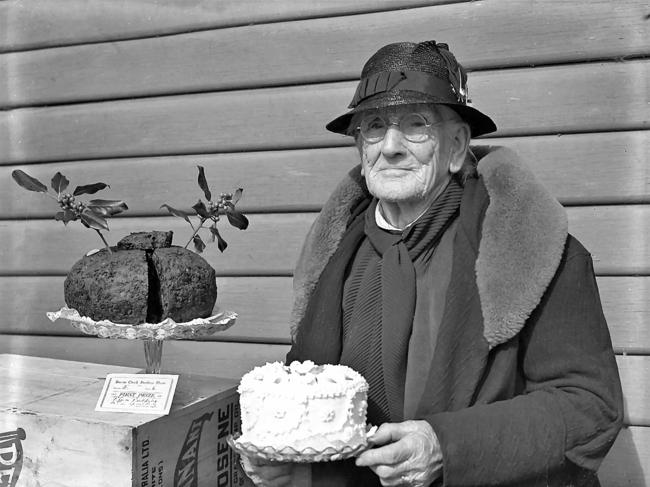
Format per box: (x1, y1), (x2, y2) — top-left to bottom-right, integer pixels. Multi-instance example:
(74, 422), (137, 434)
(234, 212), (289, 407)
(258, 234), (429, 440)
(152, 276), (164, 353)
(355, 420), (443, 486)
(239, 454), (295, 487)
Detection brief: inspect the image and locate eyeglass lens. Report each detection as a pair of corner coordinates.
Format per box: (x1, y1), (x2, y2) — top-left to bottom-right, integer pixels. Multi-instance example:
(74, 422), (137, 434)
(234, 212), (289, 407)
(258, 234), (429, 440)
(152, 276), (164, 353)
(359, 113), (431, 143)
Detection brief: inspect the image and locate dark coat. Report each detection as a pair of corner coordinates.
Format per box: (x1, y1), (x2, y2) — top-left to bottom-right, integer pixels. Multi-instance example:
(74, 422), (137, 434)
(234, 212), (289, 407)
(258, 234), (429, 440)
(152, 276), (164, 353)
(288, 147), (624, 486)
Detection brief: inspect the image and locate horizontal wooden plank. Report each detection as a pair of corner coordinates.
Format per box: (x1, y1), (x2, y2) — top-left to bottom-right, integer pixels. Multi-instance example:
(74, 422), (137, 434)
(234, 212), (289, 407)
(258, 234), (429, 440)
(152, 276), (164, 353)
(0, 205), (647, 275)
(480, 131), (650, 206)
(0, 276), (293, 343)
(0, 336), (648, 427)
(0, 0), (460, 51)
(618, 356), (650, 427)
(598, 277), (650, 355)
(0, 353), (139, 379)
(0, 214), (310, 276)
(2, 0), (648, 105)
(567, 205), (650, 275)
(599, 426), (650, 486)
(0, 276), (646, 353)
(0, 335), (290, 379)
(0, 61), (648, 163)
(1, 131), (648, 219)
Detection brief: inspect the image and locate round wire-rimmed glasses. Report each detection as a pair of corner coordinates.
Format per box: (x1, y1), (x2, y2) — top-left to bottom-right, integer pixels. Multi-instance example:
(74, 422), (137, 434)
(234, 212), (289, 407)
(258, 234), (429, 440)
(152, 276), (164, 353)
(356, 112), (445, 143)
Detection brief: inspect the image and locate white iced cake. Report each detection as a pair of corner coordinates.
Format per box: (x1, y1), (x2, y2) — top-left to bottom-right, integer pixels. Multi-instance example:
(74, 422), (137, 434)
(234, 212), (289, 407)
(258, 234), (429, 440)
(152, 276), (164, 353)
(237, 360), (369, 451)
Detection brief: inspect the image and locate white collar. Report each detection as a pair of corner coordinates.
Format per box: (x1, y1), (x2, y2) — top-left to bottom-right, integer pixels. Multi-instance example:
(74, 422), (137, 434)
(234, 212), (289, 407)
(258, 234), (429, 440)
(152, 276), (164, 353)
(375, 201), (428, 231)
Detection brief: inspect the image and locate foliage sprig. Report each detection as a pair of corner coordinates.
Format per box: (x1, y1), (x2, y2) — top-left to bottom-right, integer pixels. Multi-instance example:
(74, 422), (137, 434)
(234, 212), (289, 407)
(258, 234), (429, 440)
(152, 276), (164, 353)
(161, 165), (249, 253)
(11, 170), (128, 253)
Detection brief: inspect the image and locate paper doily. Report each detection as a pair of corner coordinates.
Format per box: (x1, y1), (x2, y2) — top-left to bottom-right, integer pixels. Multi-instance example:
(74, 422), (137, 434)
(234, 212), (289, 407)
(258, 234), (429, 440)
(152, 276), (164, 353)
(228, 434), (369, 463)
(46, 306), (237, 340)
(227, 426), (377, 463)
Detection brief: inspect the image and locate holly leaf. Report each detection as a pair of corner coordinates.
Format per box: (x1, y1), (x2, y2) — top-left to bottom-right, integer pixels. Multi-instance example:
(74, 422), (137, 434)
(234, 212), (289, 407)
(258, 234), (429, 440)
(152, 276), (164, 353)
(197, 166), (212, 202)
(192, 199), (210, 219)
(80, 208), (109, 231)
(192, 234), (206, 253)
(209, 225), (228, 252)
(11, 170), (48, 193)
(160, 204), (192, 223)
(51, 172), (70, 194)
(55, 209), (77, 225)
(226, 209), (249, 230)
(73, 182), (109, 196)
(232, 187), (243, 205)
(87, 199), (128, 217)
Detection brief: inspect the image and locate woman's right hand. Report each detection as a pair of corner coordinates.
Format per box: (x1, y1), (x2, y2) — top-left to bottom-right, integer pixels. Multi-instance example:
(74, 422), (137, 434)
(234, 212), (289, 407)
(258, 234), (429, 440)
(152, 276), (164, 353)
(239, 455), (296, 487)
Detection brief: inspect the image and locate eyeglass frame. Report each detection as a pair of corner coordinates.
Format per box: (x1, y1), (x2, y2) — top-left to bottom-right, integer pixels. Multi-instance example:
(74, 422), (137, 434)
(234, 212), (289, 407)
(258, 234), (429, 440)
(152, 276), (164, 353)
(354, 111), (448, 144)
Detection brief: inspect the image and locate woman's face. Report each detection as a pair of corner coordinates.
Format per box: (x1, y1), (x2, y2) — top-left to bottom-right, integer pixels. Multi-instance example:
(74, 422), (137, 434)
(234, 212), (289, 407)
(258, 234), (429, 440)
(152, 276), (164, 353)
(357, 104), (457, 205)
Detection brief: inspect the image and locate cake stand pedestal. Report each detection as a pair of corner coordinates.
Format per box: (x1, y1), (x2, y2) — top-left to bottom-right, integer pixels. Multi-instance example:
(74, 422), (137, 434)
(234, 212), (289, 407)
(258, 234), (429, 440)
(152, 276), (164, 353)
(143, 339), (164, 374)
(47, 307), (238, 373)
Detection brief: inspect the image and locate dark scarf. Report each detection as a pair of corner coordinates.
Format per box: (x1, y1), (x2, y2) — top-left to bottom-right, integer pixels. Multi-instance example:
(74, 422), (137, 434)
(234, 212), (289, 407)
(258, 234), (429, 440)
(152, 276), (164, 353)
(287, 178), (464, 423)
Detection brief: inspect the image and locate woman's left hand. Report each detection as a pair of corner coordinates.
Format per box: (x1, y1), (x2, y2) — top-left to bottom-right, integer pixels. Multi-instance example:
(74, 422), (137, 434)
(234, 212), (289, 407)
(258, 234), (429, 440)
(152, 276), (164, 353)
(355, 420), (443, 486)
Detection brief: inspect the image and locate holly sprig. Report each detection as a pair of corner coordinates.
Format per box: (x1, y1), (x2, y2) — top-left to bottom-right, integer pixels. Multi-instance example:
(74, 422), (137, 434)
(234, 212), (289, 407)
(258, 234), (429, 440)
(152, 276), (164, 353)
(12, 169), (128, 253)
(161, 165), (249, 253)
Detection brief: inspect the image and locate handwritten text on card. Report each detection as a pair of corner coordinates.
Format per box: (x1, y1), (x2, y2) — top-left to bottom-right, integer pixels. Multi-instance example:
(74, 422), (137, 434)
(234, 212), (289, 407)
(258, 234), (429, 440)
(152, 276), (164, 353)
(96, 374), (178, 415)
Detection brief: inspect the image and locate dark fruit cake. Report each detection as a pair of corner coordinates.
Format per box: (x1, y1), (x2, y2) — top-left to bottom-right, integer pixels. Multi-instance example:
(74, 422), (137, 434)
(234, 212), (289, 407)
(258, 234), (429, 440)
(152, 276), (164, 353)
(64, 231), (217, 324)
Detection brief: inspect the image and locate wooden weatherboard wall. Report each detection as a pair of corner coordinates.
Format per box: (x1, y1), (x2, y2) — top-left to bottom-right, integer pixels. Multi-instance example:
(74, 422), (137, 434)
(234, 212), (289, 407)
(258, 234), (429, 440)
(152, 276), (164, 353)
(0, 1), (648, 484)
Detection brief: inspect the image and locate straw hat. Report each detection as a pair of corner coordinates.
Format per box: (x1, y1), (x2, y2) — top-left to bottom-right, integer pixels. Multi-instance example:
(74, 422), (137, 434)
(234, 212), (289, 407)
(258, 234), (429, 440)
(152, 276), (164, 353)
(326, 40), (497, 137)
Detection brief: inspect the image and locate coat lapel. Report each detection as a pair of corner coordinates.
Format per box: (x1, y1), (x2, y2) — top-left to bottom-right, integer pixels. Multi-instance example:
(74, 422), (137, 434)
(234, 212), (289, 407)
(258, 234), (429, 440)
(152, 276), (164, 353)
(474, 147), (568, 349)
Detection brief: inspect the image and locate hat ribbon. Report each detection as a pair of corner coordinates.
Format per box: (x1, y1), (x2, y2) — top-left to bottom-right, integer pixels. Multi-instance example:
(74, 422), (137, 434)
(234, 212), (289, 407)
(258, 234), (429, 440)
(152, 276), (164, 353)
(348, 70), (461, 109)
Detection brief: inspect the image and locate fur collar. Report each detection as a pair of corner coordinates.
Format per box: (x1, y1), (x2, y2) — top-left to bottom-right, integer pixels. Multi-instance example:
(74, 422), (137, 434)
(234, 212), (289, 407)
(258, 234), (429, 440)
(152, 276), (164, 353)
(291, 146), (568, 348)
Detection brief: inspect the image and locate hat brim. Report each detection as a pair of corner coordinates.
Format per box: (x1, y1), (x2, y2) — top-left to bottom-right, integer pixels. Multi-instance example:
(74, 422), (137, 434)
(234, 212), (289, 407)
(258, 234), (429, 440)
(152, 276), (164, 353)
(326, 92), (497, 138)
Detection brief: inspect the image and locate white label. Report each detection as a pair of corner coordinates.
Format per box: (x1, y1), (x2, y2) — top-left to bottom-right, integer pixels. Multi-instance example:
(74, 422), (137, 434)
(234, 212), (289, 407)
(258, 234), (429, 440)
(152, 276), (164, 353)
(95, 374), (178, 415)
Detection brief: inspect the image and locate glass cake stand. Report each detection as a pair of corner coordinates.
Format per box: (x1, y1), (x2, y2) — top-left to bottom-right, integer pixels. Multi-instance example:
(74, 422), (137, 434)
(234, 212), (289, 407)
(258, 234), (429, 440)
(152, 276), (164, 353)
(47, 307), (237, 373)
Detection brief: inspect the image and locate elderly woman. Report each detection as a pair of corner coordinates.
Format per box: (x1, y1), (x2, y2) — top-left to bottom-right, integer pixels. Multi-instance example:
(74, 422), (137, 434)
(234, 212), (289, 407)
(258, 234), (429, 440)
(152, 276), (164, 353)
(241, 40), (623, 487)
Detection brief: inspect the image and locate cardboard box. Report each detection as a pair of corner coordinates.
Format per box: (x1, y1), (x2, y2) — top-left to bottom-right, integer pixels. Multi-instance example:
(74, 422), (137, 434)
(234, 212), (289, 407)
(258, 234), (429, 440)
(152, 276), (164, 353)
(0, 354), (253, 487)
